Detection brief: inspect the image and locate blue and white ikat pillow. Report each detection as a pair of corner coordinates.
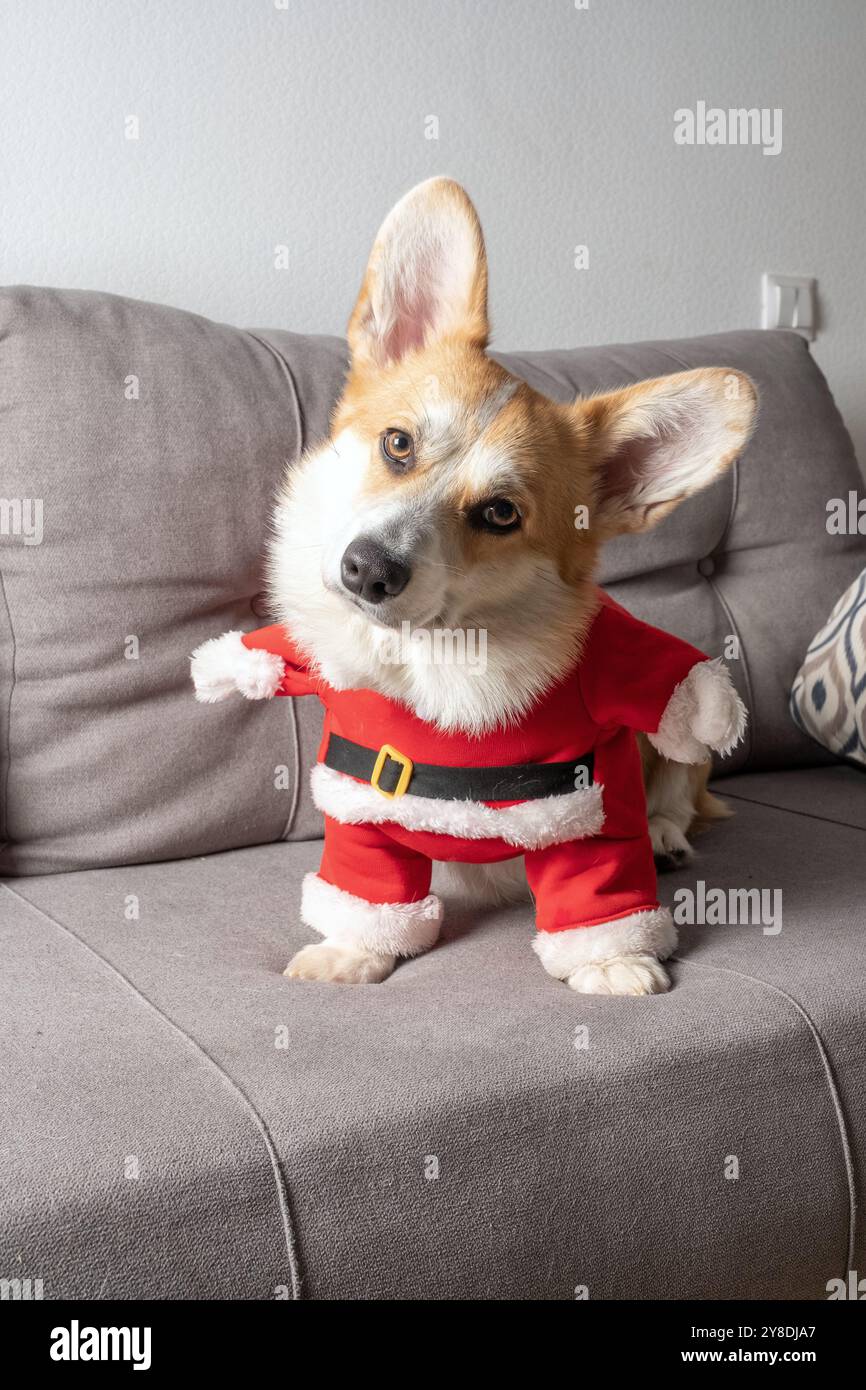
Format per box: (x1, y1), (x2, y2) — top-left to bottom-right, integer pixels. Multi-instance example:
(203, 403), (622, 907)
(790, 568), (866, 765)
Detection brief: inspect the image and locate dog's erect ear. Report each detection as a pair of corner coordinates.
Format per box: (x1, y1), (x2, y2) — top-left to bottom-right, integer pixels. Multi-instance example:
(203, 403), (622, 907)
(347, 178), (489, 367)
(576, 368), (758, 536)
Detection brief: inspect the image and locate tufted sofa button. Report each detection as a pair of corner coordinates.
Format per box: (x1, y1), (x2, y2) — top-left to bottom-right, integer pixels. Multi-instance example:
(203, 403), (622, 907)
(697, 556), (716, 578)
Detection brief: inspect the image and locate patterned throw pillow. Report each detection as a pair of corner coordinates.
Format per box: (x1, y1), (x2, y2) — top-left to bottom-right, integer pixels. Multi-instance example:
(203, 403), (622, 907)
(790, 569), (866, 764)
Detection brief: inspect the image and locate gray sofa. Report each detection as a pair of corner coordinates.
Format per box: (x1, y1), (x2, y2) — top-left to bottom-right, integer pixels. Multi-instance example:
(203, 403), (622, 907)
(2, 287), (865, 1301)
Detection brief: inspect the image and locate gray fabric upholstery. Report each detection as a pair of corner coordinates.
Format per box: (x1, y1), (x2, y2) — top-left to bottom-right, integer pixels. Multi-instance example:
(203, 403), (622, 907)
(0, 289), (344, 876)
(2, 773), (863, 1299)
(0, 884), (294, 1299)
(715, 763), (866, 831)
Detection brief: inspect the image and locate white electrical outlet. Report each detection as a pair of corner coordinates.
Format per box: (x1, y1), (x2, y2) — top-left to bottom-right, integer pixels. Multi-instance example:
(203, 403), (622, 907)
(762, 273), (816, 340)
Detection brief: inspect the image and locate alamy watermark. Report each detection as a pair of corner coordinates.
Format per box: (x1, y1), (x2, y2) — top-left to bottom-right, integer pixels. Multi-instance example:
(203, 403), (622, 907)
(0, 497), (43, 545)
(827, 1270), (866, 1299)
(1, 1276), (44, 1300)
(674, 102), (782, 157)
(673, 879), (782, 935)
(376, 621), (487, 674)
(826, 491), (866, 534)
(50, 1322), (151, 1370)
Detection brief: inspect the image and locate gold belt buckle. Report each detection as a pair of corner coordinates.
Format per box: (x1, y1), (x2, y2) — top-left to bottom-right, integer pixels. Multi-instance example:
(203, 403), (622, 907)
(371, 743), (414, 799)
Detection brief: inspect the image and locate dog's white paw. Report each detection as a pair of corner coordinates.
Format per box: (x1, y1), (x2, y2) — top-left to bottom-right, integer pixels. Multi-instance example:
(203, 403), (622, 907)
(566, 953), (671, 996)
(283, 940), (397, 984)
(649, 814), (693, 867)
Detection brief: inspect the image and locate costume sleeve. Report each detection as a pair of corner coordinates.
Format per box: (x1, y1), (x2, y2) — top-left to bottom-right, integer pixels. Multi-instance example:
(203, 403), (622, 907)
(241, 625), (319, 698)
(577, 598), (707, 735)
(191, 624), (320, 704)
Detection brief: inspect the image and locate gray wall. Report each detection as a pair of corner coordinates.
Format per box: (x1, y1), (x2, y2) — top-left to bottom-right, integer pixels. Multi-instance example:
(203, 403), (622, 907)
(2, 0), (864, 465)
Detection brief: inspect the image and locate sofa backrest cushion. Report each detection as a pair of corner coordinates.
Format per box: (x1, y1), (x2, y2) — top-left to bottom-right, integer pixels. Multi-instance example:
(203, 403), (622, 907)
(0, 287), (346, 875)
(2, 287), (863, 874)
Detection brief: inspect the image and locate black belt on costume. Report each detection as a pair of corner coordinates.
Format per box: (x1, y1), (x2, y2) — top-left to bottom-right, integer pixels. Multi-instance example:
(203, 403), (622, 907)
(323, 733), (594, 802)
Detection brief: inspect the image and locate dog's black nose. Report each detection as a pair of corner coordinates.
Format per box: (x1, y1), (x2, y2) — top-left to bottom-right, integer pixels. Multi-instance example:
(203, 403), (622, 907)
(340, 538), (411, 604)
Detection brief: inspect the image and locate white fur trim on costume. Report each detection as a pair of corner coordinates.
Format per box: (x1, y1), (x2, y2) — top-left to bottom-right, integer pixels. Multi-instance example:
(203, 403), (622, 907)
(648, 658), (747, 763)
(532, 906), (677, 979)
(310, 762), (605, 851)
(191, 630), (285, 703)
(301, 873), (443, 957)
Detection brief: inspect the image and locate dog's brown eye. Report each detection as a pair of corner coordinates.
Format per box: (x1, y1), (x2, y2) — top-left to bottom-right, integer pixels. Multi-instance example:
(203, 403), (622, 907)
(381, 429), (416, 469)
(477, 498), (521, 532)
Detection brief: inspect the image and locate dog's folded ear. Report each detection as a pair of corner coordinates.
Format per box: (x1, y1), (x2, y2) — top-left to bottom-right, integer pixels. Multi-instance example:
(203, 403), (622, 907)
(576, 368), (758, 536)
(347, 177), (489, 367)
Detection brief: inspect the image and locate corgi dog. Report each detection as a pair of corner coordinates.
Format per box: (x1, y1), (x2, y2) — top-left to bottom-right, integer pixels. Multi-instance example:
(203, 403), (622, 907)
(192, 178), (756, 995)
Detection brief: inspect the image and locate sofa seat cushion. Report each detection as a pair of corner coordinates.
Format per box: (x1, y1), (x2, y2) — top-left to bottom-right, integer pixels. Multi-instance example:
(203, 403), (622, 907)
(3, 768), (864, 1300)
(714, 763), (866, 831)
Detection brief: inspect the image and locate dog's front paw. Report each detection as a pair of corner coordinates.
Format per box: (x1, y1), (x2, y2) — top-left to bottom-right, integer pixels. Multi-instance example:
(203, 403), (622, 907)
(649, 814), (693, 871)
(284, 940), (397, 984)
(567, 953), (670, 996)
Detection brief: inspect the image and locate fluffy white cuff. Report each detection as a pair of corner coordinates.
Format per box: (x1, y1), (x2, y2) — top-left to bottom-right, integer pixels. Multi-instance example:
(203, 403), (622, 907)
(301, 873), (443, 958)
(532, 906), (676, 979)
(191, 630), (285, 703)
(648, 658), (747, 763)
(310, 763), (604, 851)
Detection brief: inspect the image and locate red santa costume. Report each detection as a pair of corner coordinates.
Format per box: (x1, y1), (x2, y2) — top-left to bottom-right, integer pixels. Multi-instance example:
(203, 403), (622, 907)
(192, 590), (744, 980)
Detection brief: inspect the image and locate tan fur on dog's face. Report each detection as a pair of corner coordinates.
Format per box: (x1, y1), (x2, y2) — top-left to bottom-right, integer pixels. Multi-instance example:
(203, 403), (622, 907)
(267, 178), (756, 733)
(333, 342), (600, 605)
